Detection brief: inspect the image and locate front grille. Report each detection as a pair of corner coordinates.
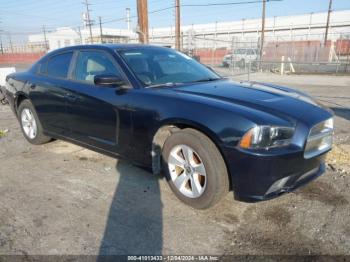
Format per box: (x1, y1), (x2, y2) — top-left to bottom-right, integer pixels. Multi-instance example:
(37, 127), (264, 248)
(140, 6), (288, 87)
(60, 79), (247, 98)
(304, 118), (333, 159)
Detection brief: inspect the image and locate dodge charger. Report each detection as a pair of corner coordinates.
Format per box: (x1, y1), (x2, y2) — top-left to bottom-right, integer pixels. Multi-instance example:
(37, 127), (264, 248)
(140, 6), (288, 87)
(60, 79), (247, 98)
(4, 44), (334, 209)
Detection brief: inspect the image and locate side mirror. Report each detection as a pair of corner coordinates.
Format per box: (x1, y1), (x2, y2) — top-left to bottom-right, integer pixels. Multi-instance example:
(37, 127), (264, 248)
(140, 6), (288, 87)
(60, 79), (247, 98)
(94, 74), (126, 88)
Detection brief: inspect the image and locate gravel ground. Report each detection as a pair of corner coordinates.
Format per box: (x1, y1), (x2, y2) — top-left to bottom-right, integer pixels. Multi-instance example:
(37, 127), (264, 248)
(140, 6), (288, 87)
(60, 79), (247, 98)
(0, 72), (349, 258)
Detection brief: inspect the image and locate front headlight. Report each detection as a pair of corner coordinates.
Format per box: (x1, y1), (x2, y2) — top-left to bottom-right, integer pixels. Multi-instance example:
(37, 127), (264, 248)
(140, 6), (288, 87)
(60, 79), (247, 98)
(239, 126), (295, 149)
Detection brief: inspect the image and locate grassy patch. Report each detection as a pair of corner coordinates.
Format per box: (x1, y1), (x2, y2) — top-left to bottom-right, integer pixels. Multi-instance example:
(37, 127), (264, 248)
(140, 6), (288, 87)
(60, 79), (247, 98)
(0, 129), (8, 138)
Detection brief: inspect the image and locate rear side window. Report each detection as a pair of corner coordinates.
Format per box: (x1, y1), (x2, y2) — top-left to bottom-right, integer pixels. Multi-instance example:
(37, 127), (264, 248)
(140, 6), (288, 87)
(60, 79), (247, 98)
(38, 60), (47, 75)
(47, 52), (73, 78)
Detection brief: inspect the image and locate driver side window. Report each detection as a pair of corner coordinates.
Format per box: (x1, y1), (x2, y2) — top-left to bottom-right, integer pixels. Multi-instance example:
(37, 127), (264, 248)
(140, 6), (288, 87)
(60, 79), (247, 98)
(74, 50), (120, 84)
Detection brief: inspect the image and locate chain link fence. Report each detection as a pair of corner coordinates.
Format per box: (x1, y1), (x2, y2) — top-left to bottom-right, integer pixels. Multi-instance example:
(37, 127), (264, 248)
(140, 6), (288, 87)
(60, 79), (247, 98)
(180, 31), (350, 80)
(1, 27), (350, 78)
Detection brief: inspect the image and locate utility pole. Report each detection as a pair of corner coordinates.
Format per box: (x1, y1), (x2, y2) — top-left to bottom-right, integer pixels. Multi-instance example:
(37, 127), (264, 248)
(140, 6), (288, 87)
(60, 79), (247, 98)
(259, 0), (266, 70)
(77, 26), (83, 44)
(99, 16), (103, 44)
(42, 25), (49, 51)
(8, 33), (13, 53)
(308, 12), (313, 40)
(0, 34), (3, 54)
(324, 0), (332, 46)
(175, 0), (181, 50)
(137, 0), (149, 43)
(126, 8), (131, 31)
(0, 20), (3, 54)
(83, 0), (93, 44)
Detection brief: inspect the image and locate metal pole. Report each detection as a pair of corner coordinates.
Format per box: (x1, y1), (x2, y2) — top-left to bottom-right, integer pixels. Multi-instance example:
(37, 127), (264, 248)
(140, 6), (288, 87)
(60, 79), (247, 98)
(84, 0), (93, 44)
(211, 21), (217, 66)
(345, 41), (350, 73)
(259, 0), (266, 71)
(175, 0), (181, 50)
(247, 61), (251, 81)
(42, 25), (49, 51)
(324, 0), (332, 46)
(99, 17), (103, 44)
(126, 8), (131, 31)
(8, 33), (13, 53)
(308, 12), (313, 40)
(0, 20), (3, 54)
(0, 34), (3, 54)
(77, 26), (83, 44)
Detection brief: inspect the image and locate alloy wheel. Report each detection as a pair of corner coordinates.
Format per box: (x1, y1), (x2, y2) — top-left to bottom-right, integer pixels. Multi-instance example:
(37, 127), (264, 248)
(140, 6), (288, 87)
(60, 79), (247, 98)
(168, 144), (207, 198)
(21, 108), (37, 139)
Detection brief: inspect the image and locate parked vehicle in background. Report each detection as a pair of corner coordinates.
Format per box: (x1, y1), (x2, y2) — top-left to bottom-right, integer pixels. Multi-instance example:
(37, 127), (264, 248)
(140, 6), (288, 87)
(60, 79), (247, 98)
(222, 48), (259, 68)
(4, 44), (333, 209)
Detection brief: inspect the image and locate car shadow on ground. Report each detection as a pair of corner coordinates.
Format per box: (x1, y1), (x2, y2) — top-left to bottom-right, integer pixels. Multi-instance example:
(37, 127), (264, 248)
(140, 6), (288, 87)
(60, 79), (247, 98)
(98, 160), (163, 259)
(330, 107), (350, 121)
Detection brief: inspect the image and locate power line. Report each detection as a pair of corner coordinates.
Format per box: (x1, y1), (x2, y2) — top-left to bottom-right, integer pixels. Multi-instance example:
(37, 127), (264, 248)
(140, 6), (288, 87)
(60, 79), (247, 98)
(180, 0), (282, 7)
(101, 6), (174, 25)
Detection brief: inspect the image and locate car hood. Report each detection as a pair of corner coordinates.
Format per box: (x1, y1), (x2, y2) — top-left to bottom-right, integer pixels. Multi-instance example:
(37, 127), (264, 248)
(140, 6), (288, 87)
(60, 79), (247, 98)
(172, 79), (333, 127)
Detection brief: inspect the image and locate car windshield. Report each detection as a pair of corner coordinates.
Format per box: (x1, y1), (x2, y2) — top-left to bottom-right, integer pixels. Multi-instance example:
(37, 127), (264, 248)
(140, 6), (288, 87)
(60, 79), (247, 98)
(118, 47), (221, 87)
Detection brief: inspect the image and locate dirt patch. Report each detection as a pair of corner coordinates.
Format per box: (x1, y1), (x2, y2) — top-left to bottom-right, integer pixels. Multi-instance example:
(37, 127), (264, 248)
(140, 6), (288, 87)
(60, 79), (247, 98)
(222, 205), (325, 255)
(296, 180), (349, 206)
(262, 206), (291, 227)
(326, 144), (350, 173)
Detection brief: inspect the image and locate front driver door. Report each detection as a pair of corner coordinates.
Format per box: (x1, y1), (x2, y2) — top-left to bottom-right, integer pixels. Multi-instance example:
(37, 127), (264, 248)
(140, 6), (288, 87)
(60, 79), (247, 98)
(65, 50), (129, 152)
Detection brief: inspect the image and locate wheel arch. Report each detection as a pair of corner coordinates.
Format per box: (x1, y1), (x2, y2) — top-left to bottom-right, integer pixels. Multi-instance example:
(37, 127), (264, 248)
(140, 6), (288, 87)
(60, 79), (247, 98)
(151, 118), (232, 190)
(15, 92), (29, 113)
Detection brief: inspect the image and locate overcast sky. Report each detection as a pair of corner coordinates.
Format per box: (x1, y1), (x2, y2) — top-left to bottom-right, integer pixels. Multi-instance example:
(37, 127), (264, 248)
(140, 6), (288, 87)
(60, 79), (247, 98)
(1, 0), (350, 44)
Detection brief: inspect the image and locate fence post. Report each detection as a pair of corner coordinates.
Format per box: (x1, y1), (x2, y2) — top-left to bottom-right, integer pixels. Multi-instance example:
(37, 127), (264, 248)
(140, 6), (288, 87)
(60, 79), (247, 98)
(247, 61), (251, 81)
(231, 36), (235, 77)
(280, 56), (285, 75)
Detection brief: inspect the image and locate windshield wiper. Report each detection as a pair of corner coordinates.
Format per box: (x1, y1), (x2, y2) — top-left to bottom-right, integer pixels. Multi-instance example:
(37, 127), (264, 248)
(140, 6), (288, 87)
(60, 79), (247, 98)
(192, 77), (223, 83)
(146, 82), (180, 88)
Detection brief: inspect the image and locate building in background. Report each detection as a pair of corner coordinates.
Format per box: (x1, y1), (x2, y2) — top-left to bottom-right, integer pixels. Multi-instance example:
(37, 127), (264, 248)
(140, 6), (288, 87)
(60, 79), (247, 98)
(28, 27), (136, 51)
(25, 10), (350, 51)
(2, 9), (350, 69)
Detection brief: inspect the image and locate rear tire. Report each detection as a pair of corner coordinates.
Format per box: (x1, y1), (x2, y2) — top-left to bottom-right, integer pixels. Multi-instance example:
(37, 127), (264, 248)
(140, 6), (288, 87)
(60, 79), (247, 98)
(18, 99), (51, 145)
(162, 128), (229, 209)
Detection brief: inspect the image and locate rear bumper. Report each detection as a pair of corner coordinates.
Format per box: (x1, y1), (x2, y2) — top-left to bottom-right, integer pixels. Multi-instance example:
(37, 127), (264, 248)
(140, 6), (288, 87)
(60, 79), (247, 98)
(3, 87), (16, 115)
(221, 145), (328, 203)
(0, 86), (8, 105)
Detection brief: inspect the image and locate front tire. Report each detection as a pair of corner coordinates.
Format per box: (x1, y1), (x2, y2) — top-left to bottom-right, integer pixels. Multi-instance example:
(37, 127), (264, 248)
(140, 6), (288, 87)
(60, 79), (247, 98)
(18, 99), (51, 145)
(162, 128), (229, 209)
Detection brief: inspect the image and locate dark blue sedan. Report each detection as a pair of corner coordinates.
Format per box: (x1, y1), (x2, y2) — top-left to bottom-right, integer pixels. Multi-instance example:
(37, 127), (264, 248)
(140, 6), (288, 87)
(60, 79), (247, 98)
(4, 44), (334, 209)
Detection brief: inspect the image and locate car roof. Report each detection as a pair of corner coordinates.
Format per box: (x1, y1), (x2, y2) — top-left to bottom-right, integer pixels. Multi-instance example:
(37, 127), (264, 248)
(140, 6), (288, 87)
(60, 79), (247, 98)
(30, 44), (171, 72)
(47, 44), (167, 55)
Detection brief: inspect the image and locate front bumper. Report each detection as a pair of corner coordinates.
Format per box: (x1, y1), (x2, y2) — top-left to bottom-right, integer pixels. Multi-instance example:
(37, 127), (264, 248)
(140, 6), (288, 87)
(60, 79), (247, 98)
(222, 145), (328, 203)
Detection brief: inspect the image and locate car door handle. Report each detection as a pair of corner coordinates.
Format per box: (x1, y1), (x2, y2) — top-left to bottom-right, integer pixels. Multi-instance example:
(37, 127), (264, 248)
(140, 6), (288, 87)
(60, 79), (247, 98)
(65, 93), (77, 102)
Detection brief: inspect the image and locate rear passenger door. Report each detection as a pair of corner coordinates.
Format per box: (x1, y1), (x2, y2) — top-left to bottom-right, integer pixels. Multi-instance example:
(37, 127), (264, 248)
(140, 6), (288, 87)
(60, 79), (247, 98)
(30, 51), (74, 135)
